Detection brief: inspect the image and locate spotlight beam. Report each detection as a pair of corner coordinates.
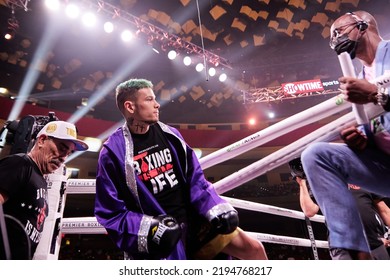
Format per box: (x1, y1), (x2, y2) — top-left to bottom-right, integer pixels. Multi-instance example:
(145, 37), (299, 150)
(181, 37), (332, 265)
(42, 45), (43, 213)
(67, 50), (151, 124)
(7, 17), (63, 121)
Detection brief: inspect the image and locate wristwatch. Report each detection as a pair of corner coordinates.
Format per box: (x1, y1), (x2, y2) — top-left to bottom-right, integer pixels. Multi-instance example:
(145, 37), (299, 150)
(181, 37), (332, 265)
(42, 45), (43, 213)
(377, 86), (390, 111)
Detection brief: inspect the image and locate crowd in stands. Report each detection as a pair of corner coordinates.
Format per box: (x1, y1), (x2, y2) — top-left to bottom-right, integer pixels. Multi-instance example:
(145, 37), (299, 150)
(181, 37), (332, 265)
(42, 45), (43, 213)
(225, 181), (300, 198)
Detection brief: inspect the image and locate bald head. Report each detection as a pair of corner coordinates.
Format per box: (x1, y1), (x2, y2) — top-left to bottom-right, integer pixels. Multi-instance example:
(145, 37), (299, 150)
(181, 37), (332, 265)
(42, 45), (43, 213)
(330, 11), (379, 41)
(329, 11), (382, 61)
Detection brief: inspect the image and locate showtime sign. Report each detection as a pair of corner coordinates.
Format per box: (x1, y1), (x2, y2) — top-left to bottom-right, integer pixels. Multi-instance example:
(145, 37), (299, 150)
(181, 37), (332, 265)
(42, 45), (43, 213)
(282, 79), (324, 95)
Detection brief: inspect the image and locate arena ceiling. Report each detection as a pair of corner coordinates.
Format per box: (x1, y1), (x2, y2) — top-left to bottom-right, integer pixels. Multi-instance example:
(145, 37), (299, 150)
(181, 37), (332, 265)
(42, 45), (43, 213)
(1, 0), (389, 125)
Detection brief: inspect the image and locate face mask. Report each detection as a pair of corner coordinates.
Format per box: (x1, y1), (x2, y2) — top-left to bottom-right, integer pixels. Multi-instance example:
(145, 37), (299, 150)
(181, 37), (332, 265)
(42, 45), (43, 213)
(330, 23), (361, 59)
(332, 33), (359, 59)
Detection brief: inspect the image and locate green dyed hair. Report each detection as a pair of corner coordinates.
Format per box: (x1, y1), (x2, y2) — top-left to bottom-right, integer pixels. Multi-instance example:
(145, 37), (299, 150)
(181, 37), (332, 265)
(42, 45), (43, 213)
(115, 78), (153, 115)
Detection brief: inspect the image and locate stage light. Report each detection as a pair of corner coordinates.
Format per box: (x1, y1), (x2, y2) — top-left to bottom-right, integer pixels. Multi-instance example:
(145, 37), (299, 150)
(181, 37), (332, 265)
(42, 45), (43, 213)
(195, 63), (204, 72)
(208, 67), (216, 77)
(248, 118), (256, 126)
(168, 50), (177, 60)
(43, 0), (231, 72)
(0, 87), (8, 95)
(4, 13), (19, 41)
(65, 3), (80, 19)
(4, 31), (14, 40)
(183, 56), (191, 66)
(121, 30), (133, 42)
(83, 137), (102, 152)
(81, 12), (97, 27)
(103, 21), (114, 33)
(218, 73), (227, 82)
(44, 0), (60, 11)
(81, 97), (88, 106)
(268, 112), (275, 118)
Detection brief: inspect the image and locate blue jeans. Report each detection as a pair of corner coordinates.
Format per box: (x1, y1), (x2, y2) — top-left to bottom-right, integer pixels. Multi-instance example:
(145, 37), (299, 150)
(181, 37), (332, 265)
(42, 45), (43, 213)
(301, 141), (390, 253)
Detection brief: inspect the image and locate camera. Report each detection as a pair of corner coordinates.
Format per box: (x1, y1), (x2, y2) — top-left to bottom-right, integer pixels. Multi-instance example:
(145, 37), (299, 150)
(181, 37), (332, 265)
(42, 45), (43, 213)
(288, 157), (306, 180)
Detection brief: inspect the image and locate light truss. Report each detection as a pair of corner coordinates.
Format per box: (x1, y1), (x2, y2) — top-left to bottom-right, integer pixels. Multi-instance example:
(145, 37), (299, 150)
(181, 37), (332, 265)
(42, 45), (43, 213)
(3, 0), (30, 11)
(78, 0), (232, 69)
(242, 86), (340, 104)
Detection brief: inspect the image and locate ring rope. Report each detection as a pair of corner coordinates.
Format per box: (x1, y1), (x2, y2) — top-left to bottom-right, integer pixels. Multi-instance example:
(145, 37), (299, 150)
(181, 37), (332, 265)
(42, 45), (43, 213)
(61, 179), (328, 249)
(199, 94), (352, 170)
(213, 104), (383, 194)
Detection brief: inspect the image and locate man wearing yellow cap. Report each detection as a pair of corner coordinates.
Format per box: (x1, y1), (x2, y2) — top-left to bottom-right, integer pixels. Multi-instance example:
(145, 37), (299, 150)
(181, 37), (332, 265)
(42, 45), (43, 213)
(0, 120), (88, 259)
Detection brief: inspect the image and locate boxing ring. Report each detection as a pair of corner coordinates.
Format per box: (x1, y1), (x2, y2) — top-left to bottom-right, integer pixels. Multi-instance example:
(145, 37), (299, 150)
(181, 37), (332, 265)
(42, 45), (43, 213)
(32, 83), (385, 259)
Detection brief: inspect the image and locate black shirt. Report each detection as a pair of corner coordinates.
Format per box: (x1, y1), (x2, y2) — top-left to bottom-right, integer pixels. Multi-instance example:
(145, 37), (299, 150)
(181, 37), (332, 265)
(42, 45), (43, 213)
(0, 154), (48, 259)
(351, 188), (386, 250)
(132, 125), (189, 223)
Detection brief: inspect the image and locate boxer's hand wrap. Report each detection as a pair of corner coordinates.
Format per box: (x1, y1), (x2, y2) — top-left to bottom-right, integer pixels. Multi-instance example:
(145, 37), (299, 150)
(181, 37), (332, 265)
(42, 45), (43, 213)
(147, 215), (181, 259)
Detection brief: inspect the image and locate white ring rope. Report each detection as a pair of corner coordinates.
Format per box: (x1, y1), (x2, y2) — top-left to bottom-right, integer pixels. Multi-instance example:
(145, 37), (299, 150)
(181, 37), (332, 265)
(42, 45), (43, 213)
(65, 180), (323, 224)
(221, 196), (325, 224)
(212, 103), (383, 194)
(59, 216), (329, 249)
(246, 232), (329, 249)
(62, 179), (328, 249)
(199, 94), (352, 170)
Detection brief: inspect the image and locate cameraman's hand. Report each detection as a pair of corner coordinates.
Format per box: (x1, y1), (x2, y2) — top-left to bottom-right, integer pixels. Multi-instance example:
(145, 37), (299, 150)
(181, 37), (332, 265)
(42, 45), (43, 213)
(295, 176), (304, 185)
(339, 77), (377, 104)
(340, 126), (367, 150)
(381, 238), (390, 248)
